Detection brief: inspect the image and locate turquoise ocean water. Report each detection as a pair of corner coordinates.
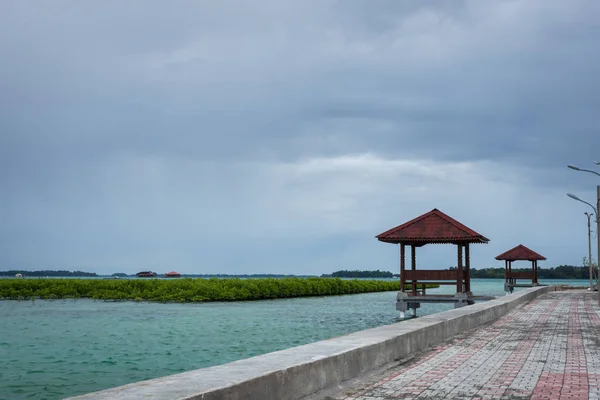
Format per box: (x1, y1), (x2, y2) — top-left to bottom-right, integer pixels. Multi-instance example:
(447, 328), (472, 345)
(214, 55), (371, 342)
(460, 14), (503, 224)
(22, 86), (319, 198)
(0, 279), (590, 400)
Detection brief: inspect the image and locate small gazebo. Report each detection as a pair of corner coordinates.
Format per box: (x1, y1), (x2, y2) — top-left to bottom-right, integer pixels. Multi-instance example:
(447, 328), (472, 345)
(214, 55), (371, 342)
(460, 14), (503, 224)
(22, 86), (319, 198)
(495, 244), (546, 292)
(376, 208), (490, 314)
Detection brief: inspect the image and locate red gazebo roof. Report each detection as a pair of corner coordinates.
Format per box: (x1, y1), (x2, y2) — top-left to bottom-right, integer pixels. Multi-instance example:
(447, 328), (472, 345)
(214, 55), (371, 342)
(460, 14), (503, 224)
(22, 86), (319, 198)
(376, 208), (490, 244)
(495, 244), (546, 261)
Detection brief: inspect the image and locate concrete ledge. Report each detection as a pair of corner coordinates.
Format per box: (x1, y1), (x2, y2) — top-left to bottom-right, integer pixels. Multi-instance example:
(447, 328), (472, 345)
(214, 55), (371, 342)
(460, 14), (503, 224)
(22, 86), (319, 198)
(67, 286), (552, 400)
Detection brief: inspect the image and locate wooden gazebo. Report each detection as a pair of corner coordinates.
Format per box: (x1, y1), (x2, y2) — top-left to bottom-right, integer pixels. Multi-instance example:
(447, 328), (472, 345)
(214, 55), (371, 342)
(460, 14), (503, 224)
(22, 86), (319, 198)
(376, 208), (491, 315)
(495, 244), (546, 293)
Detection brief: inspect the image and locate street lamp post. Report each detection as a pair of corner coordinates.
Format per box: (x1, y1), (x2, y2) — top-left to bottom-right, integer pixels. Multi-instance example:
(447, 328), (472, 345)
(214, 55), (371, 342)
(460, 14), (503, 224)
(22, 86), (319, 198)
(567, 163), (600, 301)
(585, 212), (593, 290)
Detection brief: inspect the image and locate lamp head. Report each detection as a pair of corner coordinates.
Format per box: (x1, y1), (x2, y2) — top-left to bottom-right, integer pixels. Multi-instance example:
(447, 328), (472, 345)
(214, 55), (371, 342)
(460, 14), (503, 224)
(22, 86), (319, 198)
(567, 193), (582, 201)
(568, 164), (581, 171)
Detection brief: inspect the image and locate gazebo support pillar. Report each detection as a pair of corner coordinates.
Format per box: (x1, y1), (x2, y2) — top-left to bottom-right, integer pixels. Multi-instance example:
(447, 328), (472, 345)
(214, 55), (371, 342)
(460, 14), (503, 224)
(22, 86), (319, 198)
(457, 244), (463, 293)
(411, 245), (417, 296)
(465, 243), (471, 293)
(504, 260), (508, 293)
(400, 244), (405, 293)
(411, 245), (417, 316)
(398, 244), (406, 319)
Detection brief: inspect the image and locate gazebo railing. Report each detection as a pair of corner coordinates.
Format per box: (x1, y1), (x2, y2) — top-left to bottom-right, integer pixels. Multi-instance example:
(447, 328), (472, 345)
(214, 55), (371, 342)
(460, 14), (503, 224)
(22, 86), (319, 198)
(403, 270), (458, 281)
(402, 269), (469, 294)
(506, 272), (534, 280)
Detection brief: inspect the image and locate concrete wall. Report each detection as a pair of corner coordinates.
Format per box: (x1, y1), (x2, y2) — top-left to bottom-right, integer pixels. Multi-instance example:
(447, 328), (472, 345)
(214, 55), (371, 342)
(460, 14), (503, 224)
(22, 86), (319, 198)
(67, 286), (551, 400)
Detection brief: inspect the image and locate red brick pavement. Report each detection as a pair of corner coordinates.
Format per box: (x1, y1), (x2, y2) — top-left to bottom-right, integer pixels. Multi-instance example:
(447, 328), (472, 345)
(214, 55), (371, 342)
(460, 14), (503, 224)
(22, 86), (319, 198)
(329, 292), (600, 400)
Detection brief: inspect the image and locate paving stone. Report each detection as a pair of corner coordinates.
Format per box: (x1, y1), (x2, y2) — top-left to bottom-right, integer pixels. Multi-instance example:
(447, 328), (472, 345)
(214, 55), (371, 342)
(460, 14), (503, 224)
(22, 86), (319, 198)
(329, 292), (600, 400)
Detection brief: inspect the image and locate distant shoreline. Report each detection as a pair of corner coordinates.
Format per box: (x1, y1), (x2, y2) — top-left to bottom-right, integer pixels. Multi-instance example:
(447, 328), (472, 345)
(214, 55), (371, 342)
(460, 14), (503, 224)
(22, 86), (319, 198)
(0, 271), (316, 278)
(1, 264), (593, 280)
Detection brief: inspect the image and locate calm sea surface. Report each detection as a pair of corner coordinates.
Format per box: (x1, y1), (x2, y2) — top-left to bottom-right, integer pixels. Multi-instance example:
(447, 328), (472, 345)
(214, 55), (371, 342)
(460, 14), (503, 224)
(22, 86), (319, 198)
(0, 279), (590, 400)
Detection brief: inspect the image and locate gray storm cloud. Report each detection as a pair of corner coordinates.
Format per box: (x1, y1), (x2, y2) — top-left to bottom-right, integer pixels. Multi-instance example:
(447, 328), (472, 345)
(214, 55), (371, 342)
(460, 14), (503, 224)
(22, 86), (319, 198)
(1, 0), (599, 274)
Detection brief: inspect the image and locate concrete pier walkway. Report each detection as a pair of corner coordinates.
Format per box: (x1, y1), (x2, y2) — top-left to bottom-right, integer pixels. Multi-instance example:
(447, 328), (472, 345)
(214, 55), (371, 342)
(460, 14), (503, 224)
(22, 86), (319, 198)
(327, 291), (600, 400)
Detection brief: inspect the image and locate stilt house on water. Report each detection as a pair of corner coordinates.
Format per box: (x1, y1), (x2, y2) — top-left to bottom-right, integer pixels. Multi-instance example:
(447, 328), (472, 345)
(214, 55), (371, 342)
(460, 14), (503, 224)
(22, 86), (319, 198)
(164, 271), (181, 278)
(376, 208), (493, 317)
(495, 244), (546, 293)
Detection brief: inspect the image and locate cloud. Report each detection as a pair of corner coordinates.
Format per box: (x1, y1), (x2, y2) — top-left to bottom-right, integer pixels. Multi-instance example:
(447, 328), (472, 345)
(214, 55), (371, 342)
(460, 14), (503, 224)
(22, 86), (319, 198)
(1, 152), (589, 274)
(0, 0), (599, 273)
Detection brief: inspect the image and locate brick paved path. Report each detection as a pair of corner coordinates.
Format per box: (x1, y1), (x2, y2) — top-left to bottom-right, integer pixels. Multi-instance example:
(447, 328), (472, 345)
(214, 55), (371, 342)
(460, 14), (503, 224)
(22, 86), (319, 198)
(329, 292), (600, 400)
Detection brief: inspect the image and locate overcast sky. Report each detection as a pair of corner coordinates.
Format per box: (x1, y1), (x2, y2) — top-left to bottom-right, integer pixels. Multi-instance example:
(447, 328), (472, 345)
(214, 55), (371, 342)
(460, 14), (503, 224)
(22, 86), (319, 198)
(1, 0), (599, 275)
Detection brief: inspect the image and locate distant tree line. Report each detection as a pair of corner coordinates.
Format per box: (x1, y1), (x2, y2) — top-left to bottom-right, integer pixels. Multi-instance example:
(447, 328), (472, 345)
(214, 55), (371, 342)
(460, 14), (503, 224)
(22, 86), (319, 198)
(115, 273), (309, 278)
(2, 266), (593, 280)
(0, 270), (97, 277)
(322, 270), (394, 278)
(469, 265), (593, 280)
(0, 271), (312, 278)
(182, 274), (310, 278)
(325, 265), (594, 280)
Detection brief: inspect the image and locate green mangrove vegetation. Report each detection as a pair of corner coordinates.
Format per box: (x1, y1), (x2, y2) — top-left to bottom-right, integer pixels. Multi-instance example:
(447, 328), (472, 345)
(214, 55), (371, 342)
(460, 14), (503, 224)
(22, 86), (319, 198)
(0, 278), (438, 302)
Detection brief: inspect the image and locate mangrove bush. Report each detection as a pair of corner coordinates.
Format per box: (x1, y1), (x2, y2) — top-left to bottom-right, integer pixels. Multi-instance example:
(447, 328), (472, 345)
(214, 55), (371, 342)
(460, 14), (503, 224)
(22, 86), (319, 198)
(0, 278), (438, 302)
